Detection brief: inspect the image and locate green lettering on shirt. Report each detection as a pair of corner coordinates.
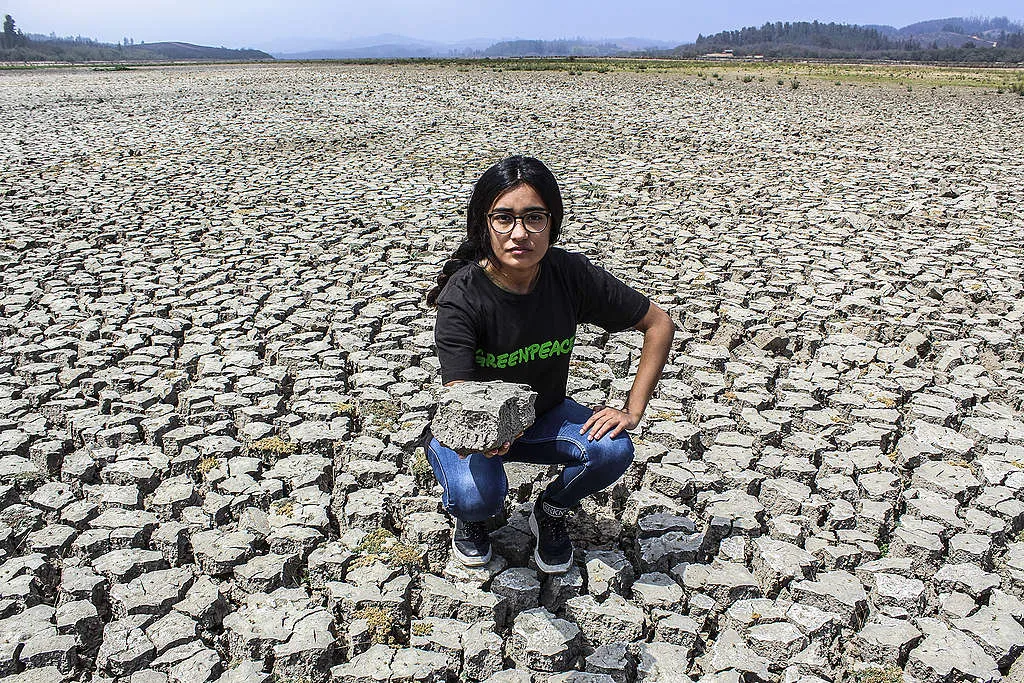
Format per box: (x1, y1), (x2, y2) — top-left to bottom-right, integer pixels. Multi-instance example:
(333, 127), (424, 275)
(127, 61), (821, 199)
(474, 336), (575, 369)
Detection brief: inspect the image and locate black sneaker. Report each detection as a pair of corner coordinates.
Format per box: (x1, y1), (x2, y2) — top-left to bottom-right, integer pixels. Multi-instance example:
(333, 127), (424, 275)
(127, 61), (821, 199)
(529, 492), (573, 573)
(451, 517), (492, 567)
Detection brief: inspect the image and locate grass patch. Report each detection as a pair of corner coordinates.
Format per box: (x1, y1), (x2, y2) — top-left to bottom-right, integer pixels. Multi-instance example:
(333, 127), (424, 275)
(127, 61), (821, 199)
(352, 528), (426, 571)
(411, 621), (434, 636)
(412, 448), (433, 484)
(354, 606), (397, 645)
(250, 436), (298, 456)
(854, 666), (903, 683)
(359, 399), (402, 431)
(271, 498), (295, 517)
(333, 401), (357, 416)
(196, 456), (220, 476)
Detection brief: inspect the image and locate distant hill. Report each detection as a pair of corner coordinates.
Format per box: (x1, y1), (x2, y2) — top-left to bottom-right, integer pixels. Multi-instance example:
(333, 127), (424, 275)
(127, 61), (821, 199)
(3, 33), (272, 62)
(274, 35), (675, 59)
(122, 42), (272, 61)
(689, 21), (908, 54)
(483, 39), (624, 57)
(670, 16), (1024, 61)
(866, 17), (1024, 48)
(275, 34), (455, 59)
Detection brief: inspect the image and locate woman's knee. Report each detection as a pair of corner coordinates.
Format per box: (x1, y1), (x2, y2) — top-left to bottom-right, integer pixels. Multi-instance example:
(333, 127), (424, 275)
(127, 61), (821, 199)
(443, 455), (508, 521)
(427, 438), (507, 521)
(586, 433), (635, 479)
(448, 478), (506, 521)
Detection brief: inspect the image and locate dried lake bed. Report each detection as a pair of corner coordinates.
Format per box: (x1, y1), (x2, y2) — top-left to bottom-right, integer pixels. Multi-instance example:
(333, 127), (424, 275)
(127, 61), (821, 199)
(1, 62), (1024, 682)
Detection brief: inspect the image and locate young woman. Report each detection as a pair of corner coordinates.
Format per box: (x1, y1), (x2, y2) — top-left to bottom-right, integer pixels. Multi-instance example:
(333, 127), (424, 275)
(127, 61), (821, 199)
(424, 155), (674, 573)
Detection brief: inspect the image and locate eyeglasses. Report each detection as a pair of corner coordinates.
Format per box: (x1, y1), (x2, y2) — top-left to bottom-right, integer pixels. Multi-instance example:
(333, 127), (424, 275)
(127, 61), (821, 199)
(487, 211), (551, 235)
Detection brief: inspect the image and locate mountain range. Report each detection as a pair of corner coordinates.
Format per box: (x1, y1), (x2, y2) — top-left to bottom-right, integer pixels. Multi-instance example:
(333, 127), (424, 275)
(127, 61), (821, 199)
(6, 16), (1022, 63)
(271, 35), (678, 59)
(865, 16), (1023, 48)
(266, 17), (1022, 59)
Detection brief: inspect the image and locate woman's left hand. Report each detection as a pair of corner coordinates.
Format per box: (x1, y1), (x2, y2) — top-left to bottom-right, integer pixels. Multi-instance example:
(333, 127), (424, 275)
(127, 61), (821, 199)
(581, 406), (640, 442)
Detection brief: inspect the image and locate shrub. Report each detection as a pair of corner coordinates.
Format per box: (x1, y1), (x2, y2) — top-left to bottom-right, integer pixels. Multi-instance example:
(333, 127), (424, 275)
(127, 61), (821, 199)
(412, 622), (434, 636)
(250, 436), (297, 456)
(354, 607), (397, 645)
(196, 456), (220, 476)
(854, 666), (903, 683)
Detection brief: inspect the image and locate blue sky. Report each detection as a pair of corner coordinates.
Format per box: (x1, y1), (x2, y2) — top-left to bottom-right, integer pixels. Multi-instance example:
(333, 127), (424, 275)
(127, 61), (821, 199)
(6, 0), (1023, 50)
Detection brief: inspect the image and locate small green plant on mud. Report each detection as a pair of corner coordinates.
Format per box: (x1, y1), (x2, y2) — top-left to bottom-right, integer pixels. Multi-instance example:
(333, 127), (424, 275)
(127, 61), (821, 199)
(352, 528), (426, 571)
(854, 666), (903, 683)
(196, 456), (220, 476)
(354, 606), (397, 645)
(411, 622), (434, 637)
(412, 448), (433, 484)
(271, 498), (295, 517)
(251, 436), (298, 456)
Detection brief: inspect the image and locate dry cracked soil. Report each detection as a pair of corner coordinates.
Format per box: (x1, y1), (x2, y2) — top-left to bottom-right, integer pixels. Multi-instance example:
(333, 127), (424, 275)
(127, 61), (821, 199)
(1, 62), (1024, 683)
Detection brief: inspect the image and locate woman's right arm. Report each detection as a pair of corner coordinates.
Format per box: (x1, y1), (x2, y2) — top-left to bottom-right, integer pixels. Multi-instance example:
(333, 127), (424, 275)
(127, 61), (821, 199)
(436, 301), (516, 457)
(434, 299), (479, 386)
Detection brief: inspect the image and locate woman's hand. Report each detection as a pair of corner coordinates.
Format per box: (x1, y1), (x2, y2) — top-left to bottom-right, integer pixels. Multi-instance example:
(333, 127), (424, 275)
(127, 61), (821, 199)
(581, 406), (640, 441)
(483, 440), (512, 458)
(480, 431), (525, 458)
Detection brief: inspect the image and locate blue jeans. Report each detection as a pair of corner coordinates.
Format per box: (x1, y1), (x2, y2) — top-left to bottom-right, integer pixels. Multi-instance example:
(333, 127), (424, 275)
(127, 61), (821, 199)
(425, 398), (635, 522)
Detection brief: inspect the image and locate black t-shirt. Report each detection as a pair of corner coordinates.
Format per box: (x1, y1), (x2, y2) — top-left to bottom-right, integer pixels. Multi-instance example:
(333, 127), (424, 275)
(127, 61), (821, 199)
(434, 247), (650, 415)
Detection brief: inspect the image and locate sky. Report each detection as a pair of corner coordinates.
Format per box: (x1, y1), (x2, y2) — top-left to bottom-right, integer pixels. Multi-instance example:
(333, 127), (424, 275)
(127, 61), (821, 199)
(6, 0), (1023, 51)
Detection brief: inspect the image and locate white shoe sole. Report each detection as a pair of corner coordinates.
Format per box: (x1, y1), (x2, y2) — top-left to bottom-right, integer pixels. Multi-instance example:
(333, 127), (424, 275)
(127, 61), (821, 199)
(529, 510), (573, 574)
(451, 534), (491, 567)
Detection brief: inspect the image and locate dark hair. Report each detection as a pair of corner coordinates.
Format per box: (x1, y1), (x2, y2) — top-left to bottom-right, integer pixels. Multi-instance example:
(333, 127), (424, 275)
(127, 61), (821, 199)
(425, 155), (564, 306)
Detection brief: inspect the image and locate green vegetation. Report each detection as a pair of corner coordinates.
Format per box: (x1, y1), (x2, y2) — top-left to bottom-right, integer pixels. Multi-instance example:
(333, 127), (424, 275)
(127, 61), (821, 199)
(0, 16), (272, 63)
(358, 399), (402, 431)
(412, 448), (433, 485)
(271, 498), (295, 517)
(695, 20), (912, 53)
(681, 18), (1024, 62)
(854, 666), (903, 683)
(353, 606), (397, 645)
(196, 456), (220, 476)
(351, 528), (426, 572)
(411, 622), (434, 637)
(250, 436), (298, 456)
(2, 14), (25, 50)
(483, 39), (624, 57)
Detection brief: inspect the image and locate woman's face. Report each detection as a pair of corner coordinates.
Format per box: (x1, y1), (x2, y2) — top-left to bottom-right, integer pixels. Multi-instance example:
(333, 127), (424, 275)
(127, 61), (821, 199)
(486, 183), (551, 275)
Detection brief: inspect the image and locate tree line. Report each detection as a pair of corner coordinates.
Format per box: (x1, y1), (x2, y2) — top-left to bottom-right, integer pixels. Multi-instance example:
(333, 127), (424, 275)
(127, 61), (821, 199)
(0, 14), (272, 62)
(674, 20), (1024, 62)
(695, 21), (915, 52)
(2, 14), (25, 49)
